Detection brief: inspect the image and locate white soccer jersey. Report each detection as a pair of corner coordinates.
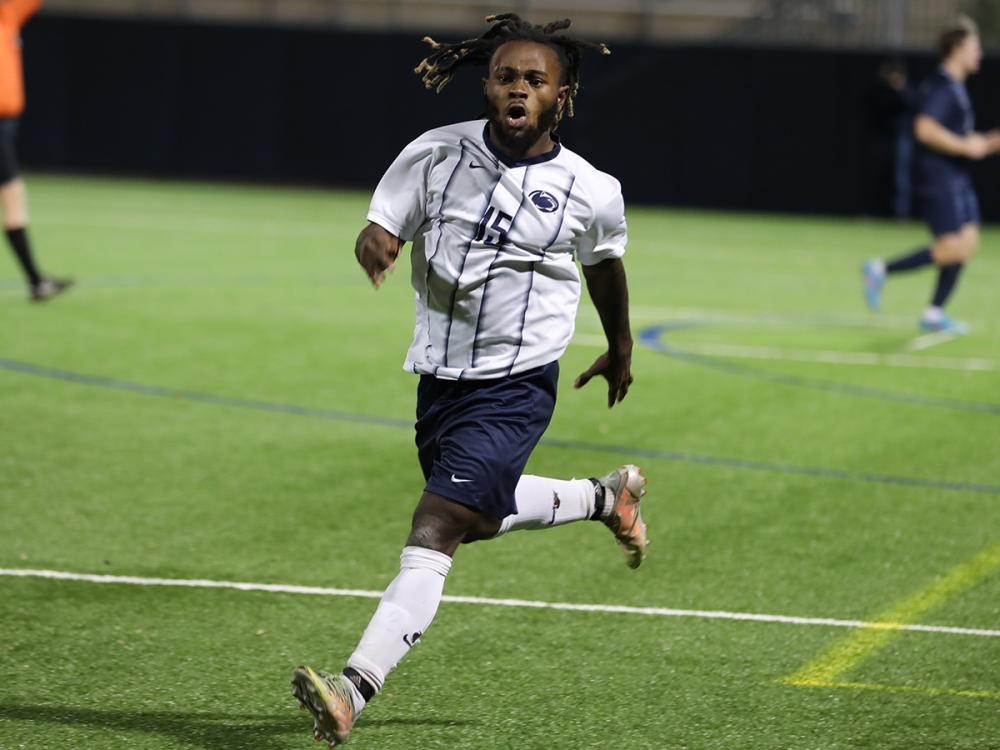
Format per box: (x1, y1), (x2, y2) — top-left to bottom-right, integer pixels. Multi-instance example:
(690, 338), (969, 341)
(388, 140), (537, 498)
(367, 119), (627, 380)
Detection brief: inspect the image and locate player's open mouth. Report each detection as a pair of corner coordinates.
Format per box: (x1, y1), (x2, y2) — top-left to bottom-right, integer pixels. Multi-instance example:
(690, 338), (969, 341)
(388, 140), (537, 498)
(505, 104), (528, 128)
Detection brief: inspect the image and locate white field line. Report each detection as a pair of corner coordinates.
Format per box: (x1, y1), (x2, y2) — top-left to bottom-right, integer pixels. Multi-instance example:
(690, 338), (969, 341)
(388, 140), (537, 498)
(39, 210), (334, 239)
(625, 306), (923, 330)
(617, 305), (998, 334)
(571, 335), (995, 372)
(907, 330), (958, 352)
(3, 568), (999, 639)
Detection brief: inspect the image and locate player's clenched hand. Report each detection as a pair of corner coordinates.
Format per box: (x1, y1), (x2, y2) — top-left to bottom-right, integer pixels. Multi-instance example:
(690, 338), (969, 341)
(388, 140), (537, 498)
(355, 223), (403, 289)
(574, 348), (633, 408)
(963, 133), (992, 160)
(984, 129), (1000, 156)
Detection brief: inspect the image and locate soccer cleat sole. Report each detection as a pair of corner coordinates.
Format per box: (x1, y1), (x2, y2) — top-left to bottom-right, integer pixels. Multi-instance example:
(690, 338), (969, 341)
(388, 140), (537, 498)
(291, 666), (353, 747)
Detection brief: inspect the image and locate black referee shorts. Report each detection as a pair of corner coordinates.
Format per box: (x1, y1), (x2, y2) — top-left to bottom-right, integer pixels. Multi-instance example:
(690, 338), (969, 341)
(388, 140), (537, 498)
(0, 117), (20, 185)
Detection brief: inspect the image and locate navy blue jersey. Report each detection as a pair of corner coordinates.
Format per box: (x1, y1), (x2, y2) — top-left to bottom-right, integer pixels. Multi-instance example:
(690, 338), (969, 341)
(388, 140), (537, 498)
(915, 68), (974, 190)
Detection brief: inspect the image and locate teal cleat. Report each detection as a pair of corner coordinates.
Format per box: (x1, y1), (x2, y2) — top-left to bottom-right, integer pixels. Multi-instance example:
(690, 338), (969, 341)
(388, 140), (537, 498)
(919, 315), (968, 335)
(862, 260), (885, 312)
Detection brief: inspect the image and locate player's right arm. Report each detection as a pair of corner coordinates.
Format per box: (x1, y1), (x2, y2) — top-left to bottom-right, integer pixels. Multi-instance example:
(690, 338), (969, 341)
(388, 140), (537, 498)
(359, 130), (437, 289)
(355, 222), (403, 289)
(914, 115), (1000, 159)
(982, 129), (1000, 157)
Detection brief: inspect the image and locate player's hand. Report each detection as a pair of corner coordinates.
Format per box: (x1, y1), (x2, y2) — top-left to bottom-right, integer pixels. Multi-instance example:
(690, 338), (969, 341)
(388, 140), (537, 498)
(355, 223), (403, 289)
(574, 347), (633, 408)
(984, 129), (1000, 156)
(963, 133), (991, 160)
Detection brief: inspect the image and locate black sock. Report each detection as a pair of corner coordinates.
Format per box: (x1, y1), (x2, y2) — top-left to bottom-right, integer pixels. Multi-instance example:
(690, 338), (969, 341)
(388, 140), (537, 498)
(589, 478), (605, 521)
(342, 667), (376, 702)
(886, 246), (933, 274)
(931, 263), (964, 308)
(5, 227), (42, 286)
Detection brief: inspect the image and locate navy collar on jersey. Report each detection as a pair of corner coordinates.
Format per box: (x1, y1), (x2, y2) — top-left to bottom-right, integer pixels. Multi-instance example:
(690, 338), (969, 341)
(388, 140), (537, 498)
(482, 121), (562, 168)
(937, 65), (967, 87)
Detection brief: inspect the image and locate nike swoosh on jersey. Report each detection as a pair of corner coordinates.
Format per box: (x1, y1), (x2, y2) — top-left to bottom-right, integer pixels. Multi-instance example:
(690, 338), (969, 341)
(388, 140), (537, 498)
(450, 474), (473, 483)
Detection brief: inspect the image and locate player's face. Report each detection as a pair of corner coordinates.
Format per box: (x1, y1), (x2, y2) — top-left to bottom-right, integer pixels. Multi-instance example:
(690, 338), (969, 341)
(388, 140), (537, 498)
(958, 34), (983, 74)
(949, 33), (982, 75)
(483, 41), (569, 156)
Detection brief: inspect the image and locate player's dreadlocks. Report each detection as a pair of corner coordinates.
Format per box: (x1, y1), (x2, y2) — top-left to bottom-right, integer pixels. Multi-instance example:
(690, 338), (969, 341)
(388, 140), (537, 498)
(414, 13), (610, 122)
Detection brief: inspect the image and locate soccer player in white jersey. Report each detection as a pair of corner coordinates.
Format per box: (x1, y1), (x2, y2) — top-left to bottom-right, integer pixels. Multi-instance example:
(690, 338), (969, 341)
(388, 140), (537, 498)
(292, 15), (649, 746)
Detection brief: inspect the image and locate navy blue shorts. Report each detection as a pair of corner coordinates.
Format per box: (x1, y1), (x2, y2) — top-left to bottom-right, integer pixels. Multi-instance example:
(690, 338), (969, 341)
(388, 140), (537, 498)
(0, 118), (19, 185)
(415, 361), (559, 519)
(920, 185), (980, 237)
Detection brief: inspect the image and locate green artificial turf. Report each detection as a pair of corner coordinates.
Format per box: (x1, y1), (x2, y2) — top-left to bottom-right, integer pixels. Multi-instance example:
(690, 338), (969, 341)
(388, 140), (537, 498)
(2, 173), (998, 749)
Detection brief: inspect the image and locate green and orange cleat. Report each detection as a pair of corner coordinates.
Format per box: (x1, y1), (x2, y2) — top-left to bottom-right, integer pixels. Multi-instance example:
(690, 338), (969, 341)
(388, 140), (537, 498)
(291, 665), (356, 747)
(599, 464), (649, 569)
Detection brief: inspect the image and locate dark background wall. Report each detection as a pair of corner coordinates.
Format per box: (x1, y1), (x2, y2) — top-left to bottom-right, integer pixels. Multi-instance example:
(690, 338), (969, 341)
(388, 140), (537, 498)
(19, 14), (1000, 220)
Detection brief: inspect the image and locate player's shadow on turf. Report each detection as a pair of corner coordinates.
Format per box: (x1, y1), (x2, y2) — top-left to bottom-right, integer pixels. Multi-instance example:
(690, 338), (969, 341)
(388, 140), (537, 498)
(0, 703), (473, 748)
(0, 704), (299, 749)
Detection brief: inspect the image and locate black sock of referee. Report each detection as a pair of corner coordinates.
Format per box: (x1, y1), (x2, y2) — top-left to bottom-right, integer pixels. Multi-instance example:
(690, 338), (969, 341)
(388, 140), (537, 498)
(931, 262), (964, 308)
(886, 246), (933, 274)
(5, 227), (42, 286)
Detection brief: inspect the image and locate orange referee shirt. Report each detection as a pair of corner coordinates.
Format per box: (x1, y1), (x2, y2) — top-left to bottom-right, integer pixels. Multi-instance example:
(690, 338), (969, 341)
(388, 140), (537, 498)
(0, 0), (41, 117)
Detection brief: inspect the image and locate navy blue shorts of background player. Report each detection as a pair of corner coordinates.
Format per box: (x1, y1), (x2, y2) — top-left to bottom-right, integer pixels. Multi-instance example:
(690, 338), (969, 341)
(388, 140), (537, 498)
(920, 183), (981, 237)
(0, 117), (19, 185)
(415, 361), (559, 519)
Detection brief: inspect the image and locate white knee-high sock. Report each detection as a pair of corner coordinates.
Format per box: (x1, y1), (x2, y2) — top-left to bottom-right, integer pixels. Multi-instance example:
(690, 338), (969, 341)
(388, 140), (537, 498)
(497, 475), (605, 535)
(344, 546), (451, 712)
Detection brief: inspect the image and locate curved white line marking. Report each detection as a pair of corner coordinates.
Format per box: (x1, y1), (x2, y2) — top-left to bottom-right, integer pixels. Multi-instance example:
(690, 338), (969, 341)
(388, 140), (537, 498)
(571, 336), (994, 372)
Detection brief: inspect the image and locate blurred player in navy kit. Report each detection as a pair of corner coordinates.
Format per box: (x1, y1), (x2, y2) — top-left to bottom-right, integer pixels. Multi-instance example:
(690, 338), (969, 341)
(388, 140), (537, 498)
(863, 16), (1000, 334)
(1, 0), (72, 301)
(872, 58), (916, 219)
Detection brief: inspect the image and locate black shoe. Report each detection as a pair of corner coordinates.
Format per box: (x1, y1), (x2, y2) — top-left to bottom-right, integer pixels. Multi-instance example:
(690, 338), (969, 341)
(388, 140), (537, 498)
(30, 277), (74, 302)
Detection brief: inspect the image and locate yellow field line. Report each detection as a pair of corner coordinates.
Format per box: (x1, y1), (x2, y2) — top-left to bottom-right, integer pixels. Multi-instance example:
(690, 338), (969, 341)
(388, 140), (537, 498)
(791, 679), (1000, 701)
(783, 536), (1000, 690)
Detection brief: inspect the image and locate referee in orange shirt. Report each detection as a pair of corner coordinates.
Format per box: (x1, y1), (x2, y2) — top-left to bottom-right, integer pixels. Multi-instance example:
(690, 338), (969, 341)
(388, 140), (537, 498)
(2, 0), (71, 301)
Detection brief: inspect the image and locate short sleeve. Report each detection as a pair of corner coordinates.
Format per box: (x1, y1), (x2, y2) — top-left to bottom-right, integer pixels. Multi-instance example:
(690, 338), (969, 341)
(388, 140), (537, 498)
(366, 134), (435, 242)
(577, 178), (627, 266)
(920, 83), (954, 124)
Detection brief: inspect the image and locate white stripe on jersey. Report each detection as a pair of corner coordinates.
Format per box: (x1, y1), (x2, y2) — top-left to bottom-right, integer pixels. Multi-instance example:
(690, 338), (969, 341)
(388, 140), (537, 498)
(368, 120), (627, 380)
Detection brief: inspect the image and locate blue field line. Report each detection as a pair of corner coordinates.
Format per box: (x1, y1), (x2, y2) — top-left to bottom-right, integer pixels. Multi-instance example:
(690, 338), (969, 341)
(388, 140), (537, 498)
(540, 437), (1000, 495)
(0, 358), (412, 429)
(639, 323), (1000, 415)
(3, 356), (999, 496)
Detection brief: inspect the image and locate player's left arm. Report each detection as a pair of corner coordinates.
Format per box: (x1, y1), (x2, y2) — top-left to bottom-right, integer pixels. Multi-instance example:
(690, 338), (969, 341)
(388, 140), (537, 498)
(575, 257), (634, 408)
(573, 176), (633, 407)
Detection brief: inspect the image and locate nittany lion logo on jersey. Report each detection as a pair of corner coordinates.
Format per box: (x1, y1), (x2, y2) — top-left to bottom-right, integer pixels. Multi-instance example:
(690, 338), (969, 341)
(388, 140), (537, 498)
(529, 190), (559, 213)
